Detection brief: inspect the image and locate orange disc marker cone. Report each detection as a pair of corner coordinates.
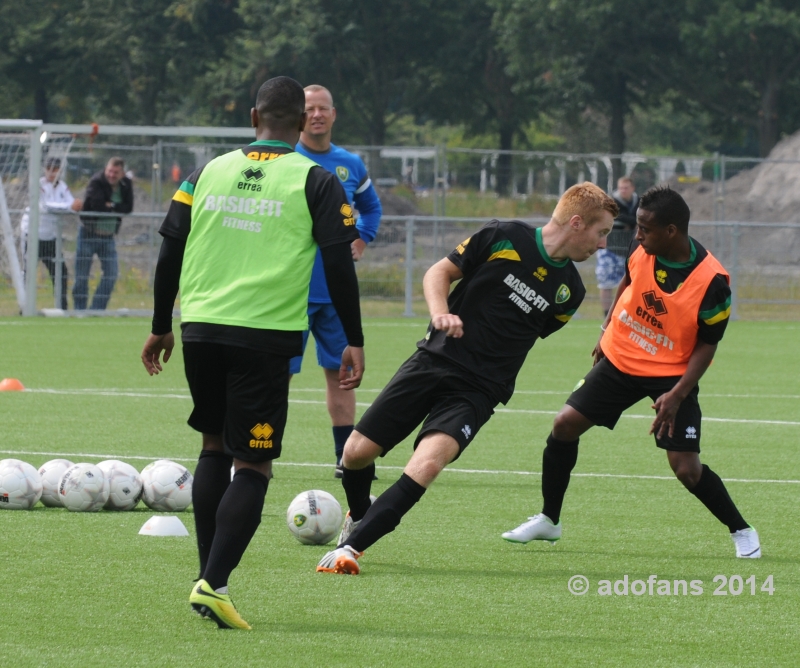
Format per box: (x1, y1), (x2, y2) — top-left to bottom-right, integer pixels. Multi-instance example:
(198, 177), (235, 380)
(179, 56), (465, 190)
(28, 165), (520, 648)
(0, 378), (24, 391)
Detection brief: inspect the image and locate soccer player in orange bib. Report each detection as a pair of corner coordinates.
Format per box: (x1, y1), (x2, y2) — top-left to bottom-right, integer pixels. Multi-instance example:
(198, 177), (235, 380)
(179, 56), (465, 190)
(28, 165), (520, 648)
(503, 186), (761, 559)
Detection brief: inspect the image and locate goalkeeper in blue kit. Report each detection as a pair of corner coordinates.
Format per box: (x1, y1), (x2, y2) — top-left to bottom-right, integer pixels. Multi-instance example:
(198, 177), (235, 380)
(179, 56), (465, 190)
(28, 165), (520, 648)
(291, 85), (382, 477)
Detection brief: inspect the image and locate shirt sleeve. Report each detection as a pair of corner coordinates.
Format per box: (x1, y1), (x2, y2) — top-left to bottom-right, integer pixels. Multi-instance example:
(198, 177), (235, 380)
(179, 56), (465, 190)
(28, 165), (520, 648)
(447, 221), (501, 276)
(697, 273), (731, 344)
(159, 167), (204, 240)
(81, 173), (107, 213)
(43, 182), (74, 212)
(151, 234), (185, 335)
(114, 179), (134, 214)
(540, 268), (586, 339)
(305, 166), (360, 248)
(320, 242), (363, 347)
(353, 181), (382, 243)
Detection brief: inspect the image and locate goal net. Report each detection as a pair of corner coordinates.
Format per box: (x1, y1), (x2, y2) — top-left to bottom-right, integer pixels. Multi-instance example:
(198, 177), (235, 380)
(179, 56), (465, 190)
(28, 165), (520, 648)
(0, 130), (75, 311)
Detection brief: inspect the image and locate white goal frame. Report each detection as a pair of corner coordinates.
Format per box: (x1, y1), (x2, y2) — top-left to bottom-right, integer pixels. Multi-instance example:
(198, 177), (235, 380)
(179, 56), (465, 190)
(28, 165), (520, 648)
(0, 120), (254, 316)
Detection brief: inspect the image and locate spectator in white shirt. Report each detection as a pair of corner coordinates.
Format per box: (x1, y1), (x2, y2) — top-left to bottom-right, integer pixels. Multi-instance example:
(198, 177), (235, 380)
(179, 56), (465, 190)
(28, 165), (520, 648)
(20, 157), (82, 309)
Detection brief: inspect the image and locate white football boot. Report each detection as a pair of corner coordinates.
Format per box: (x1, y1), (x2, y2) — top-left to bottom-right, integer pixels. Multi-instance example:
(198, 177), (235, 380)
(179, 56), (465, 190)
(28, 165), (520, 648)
(316, 545), (363, 575)
(501, 513), (562, 544)
(731, 526), (761, 558)
(337, 494), (376, 546)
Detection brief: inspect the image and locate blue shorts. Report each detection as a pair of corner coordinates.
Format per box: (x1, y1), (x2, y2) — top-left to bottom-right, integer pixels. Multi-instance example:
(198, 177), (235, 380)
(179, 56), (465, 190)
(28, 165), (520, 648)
(289, 302), (348, 374)
(595, 249), (626, 289)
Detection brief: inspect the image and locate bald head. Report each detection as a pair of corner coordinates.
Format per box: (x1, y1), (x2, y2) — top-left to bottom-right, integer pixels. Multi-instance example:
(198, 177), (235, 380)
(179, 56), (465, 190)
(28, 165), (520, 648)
(304, 84), (334, 106)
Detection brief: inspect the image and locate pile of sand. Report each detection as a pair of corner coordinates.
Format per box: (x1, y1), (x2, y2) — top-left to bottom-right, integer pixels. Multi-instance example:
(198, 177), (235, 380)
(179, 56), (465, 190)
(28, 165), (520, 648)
(674, 130), (800, 224)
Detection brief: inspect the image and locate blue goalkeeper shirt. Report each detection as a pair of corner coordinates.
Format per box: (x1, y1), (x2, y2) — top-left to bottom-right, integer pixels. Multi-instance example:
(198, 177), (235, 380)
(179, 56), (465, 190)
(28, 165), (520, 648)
(296, 141), (382, 303)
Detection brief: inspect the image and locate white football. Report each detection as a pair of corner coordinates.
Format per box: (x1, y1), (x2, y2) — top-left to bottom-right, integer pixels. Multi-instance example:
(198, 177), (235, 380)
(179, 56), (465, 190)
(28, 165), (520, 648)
(38, 459), (74, 507)
(59, 463), (109, 512)
(0, 458), (43, 510)
(141, 460), (193, 512)
(97, 460), (143, 511)
(286, 490), (343, 545)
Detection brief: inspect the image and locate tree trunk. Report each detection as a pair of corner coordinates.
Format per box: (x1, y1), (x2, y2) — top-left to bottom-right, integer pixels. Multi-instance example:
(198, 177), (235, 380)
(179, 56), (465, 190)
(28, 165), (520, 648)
(496, 124), (514, 196)
(758, 75), (780, 158)
(34, 87), (49, 122)
(609, 73), (627, 184)
(369, 111), (386, 146)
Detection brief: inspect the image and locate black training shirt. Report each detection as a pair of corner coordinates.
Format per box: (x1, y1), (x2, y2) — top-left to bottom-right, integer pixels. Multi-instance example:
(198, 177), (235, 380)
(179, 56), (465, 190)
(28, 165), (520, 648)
(418, 220), (586, 404)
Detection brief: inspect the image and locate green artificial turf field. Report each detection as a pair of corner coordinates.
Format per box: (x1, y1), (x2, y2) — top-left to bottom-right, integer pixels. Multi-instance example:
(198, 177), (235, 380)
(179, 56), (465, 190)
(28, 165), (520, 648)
(1, 317), (798, 666)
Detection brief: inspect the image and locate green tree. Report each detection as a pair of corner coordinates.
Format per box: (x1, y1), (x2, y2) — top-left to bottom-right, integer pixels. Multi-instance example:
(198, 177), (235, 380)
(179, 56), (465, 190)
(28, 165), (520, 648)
(679, 0), (800, 157)
(67, 0), (239, 125)
(408, 0), (544, 194)
(496, 0), (682, 178)
(217, 0), (541, 193)
(216, 0), (456, 144)
(0, 0), (86, 120)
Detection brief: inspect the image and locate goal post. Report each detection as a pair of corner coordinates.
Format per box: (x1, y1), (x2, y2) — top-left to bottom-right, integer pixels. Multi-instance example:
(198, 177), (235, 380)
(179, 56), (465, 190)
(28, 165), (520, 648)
(0, 176), (25, 309)
(1, 121), (255, 316)
(1, 120), (81, 314)
(0, 120), (42, 314)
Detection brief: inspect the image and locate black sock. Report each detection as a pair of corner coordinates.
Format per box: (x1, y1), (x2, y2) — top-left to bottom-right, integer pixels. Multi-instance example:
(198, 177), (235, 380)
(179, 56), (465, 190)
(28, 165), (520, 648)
(332, 425), (353, 462)
(341, 463), (376, 521)
(191, 450), (233, 579)
(689, 464), (748, 532)
(541, 433), (579, 525)
(343, 473), (426, 553)
(202, 468), (269, 590)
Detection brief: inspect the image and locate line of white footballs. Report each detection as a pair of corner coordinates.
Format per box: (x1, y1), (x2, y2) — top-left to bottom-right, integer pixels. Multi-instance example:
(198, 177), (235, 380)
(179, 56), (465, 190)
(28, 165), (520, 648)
(0, 458), (193, 513)
(2, 457), (360, 546)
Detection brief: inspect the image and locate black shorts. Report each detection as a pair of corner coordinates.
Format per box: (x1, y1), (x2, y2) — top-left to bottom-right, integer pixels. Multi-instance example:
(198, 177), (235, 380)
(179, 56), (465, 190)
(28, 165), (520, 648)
(566, 357), (702, 452)
(182, 341), (290, 462)
(356, 350), (498, 461)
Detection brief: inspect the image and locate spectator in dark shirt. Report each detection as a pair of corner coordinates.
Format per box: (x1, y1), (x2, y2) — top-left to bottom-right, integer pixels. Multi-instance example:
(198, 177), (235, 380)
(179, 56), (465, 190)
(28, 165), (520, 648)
(73, 157), (133, 310)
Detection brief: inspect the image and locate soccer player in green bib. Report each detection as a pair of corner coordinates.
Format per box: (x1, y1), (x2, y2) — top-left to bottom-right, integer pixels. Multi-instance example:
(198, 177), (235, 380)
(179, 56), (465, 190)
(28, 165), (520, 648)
(141, 77), (364, 629)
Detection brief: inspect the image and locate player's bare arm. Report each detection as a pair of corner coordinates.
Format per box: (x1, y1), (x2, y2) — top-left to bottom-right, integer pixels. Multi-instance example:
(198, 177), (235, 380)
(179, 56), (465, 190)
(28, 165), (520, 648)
(650, 340), (717, 439)
(593, 274), (630, 364)
(423, 257), (464, 338)
(141, 331), (175, 376)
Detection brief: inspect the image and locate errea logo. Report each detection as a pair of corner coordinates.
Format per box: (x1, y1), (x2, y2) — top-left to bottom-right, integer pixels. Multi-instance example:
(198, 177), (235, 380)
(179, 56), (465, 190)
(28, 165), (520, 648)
(341, 203), (355, 226)
(533, 266), (548, 282)
(685, 426), (697, 439)
(238, 167), (266, 192)
(642, 290), (668, 316)
(241, 167), (265, 182)
(250, 423), (274, 449)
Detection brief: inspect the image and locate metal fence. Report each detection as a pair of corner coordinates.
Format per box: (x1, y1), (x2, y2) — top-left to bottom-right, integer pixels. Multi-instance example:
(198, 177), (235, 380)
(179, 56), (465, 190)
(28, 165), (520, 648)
(2, 121), (799, 319)
(4, 213), (797, 321)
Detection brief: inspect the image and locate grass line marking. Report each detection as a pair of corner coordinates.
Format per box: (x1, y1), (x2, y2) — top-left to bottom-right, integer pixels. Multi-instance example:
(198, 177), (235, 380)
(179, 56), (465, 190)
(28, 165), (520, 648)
(22, 387), (800, 400)
(18, 388), (800, 426)
(1, 449), (798, 484)
(494, 408), (800, 426)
